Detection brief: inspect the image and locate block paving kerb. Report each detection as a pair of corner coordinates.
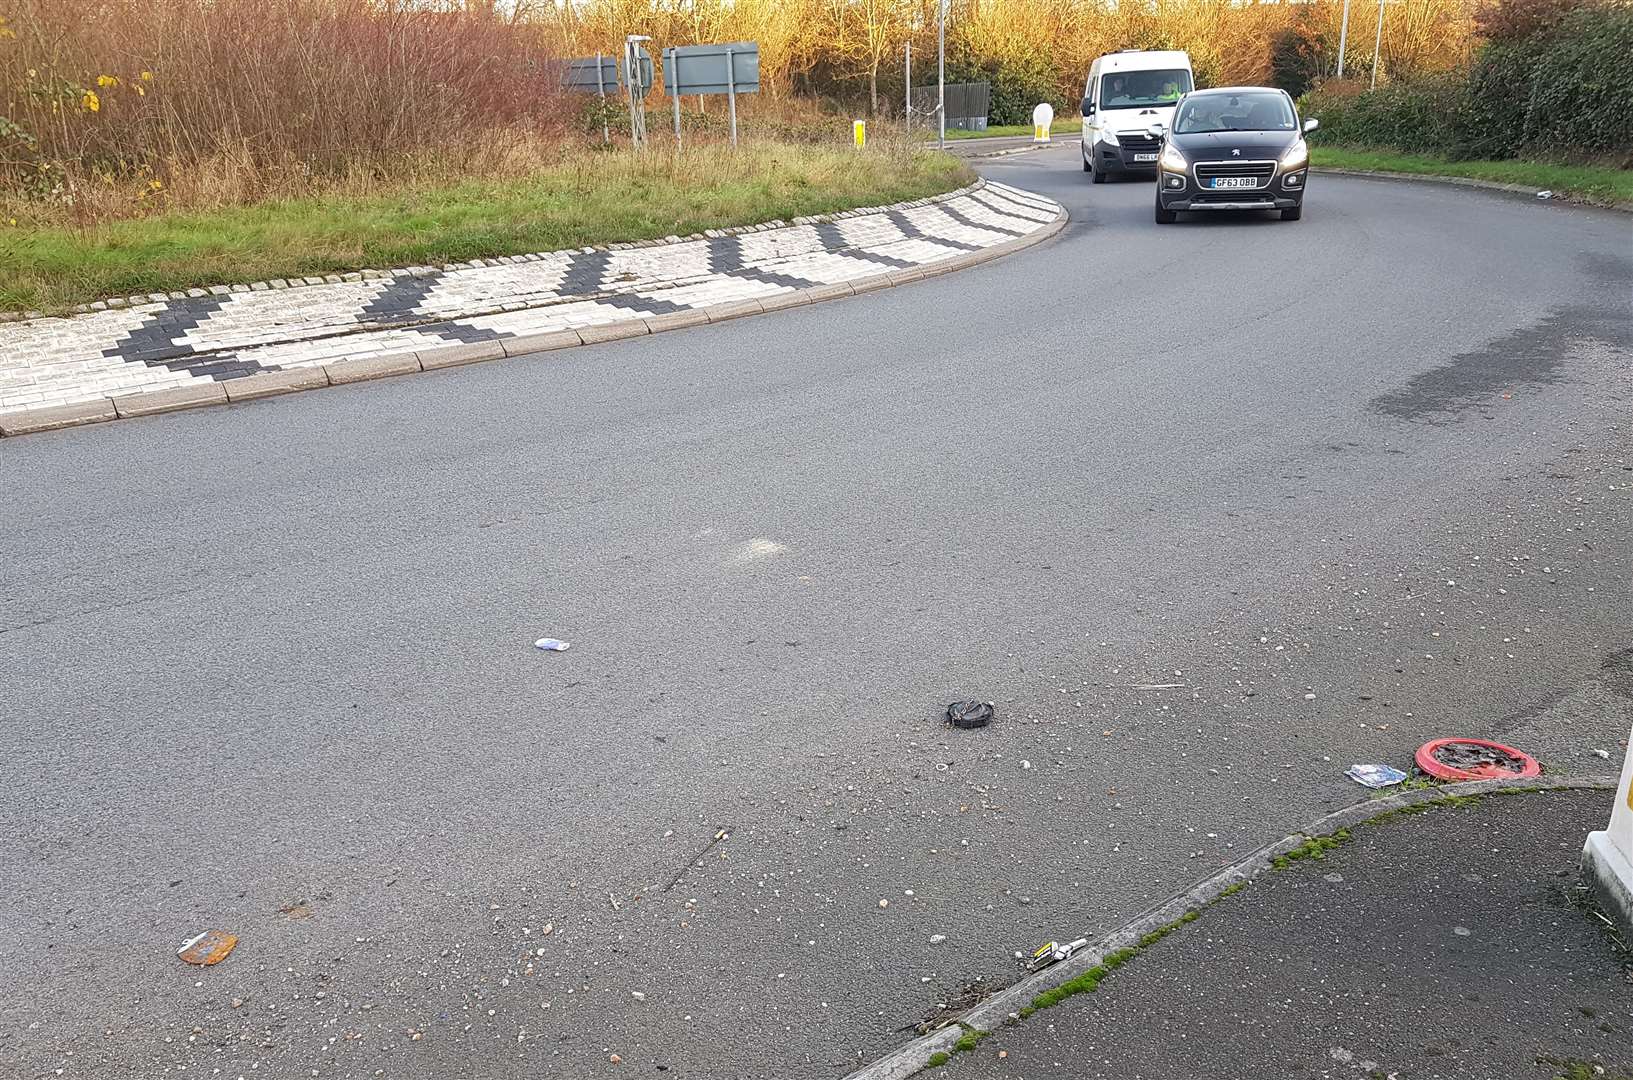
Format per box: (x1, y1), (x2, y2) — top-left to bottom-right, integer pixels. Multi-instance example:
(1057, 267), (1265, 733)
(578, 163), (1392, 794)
(0, 180), (1064, 432)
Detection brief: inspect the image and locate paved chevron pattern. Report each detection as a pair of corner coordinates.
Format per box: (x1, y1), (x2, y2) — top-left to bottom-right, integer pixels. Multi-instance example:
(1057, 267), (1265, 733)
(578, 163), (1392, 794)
(0, 181), (1062, 417)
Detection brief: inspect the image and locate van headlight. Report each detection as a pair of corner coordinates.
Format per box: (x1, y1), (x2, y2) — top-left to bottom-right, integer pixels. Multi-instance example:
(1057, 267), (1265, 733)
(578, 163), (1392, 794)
(1100, 129), (1119, 146)
(1280, 141), (1308, 171)
(1158, 143), (1188, 173)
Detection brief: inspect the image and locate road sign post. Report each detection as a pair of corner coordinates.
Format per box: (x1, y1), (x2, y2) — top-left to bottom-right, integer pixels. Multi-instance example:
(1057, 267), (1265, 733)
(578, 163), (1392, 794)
(726, 47), (738, 146)
(667, 47), (682, 145)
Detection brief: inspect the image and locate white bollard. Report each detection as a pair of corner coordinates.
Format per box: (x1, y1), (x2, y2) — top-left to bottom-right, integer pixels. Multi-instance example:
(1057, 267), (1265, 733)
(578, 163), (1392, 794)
(1582, 723), (1633, 935)
(1032, 102), (1054, 144)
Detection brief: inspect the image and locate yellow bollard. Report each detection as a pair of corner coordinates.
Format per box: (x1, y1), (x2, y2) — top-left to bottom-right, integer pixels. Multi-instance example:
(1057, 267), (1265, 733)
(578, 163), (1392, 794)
(854, 120), (866, 149)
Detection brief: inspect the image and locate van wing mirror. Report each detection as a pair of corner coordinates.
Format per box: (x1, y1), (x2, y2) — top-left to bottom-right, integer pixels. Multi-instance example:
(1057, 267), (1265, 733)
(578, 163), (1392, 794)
(1303, 117), (1320, 133)
(1081, 97), (1094, 116)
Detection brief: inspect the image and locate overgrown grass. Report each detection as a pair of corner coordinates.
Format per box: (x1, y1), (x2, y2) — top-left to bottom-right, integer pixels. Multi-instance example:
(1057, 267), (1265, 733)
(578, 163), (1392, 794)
(941, 118), (1083, 140)
(0, 142), (971, 314)
(1311, 146), (1633, 205)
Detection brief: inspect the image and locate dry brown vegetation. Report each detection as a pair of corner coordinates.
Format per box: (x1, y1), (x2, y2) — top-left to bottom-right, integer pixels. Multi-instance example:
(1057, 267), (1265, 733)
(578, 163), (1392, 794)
(2, 0), (1486, 224)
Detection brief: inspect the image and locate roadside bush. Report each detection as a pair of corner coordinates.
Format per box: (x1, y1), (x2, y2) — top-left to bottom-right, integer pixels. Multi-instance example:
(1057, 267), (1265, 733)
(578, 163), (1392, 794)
(1522, 4), (1633, 159)
(1302, 0), (1632, 166)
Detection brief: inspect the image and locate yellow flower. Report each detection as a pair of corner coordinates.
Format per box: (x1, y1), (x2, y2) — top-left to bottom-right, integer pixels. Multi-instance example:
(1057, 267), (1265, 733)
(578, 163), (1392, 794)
(149, 179), (163, 190)
(82, 89), (99, 112)
(141, 70), (153, 81)
(97, 74), (119, 88)
(0, 14), (15, 39)
(136, 85), (145, 97)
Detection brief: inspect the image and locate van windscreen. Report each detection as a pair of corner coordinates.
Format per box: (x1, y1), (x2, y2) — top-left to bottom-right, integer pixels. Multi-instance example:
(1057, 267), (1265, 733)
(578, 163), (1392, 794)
(1099, 69), (1192, 109)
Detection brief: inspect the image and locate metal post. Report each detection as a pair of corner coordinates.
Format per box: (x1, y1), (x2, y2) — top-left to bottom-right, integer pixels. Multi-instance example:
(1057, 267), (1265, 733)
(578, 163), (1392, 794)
(1370, 0), (1386, 89)
(904, 41), (911, 133)
(726, 46), (738, 147)
(937, 0), (946, 149)
(669, 48), (682, 146)
(595, 52), (609, 145)
(1336, 0), (1351, 78)
(626, 36), (650, 150)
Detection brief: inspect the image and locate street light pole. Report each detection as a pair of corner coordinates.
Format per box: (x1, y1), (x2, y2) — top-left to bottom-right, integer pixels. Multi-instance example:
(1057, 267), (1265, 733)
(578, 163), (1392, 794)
(937, 0), (946, 150)
(1370, 0), (1386, 89)
(1336, 0), (1351, 78)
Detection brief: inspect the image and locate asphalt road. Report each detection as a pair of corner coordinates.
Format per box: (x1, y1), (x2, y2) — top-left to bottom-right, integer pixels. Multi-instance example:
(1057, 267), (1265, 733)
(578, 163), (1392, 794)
(942, 790), (1633, 1080)
(2, 143), (1630, 1080)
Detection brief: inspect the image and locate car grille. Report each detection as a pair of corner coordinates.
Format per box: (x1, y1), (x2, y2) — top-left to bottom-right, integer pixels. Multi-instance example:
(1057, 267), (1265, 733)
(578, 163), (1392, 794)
(1118, 133), (1160, 155)
(1194, 160), (1276, 186)
(1190, 192), (1275, 205)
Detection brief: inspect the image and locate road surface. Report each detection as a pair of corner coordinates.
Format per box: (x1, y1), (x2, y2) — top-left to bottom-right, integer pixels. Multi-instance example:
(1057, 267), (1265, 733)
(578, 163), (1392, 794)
(2, 143), (1629, 1079)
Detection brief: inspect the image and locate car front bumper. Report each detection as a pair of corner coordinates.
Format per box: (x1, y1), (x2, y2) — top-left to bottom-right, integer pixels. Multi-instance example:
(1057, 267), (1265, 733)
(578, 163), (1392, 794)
(1092, 140), (1161, 174)
(1157, 167), (1306, 210)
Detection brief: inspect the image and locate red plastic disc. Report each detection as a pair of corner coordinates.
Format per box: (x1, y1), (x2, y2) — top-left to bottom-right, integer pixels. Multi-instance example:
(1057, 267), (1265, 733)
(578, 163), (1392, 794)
(1415, 738), (1541, 781)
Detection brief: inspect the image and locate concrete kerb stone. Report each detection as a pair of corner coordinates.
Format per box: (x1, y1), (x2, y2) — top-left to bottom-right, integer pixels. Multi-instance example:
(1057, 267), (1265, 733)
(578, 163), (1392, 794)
(502, 329), (583, 358)
(415, 340), (507, 371)
(706, 298), (766, 323)
(576, 319), (649, 345)
(0, 185), (1065, 438)
(0, 397), (118, 436)
(223, 367), (331, 403)
(111, 382), (228, 419)
(841, 772), (1619, 1080)
(642, 309), (713, 334)
(324, 352), (422, 385)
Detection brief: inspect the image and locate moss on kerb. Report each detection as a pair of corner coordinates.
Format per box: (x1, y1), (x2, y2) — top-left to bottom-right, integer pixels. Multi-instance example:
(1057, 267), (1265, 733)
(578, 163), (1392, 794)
(1271, 829), (1351, 870)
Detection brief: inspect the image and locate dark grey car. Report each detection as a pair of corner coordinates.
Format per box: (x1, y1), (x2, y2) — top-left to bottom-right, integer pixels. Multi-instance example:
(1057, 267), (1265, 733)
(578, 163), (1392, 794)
(1151, 87), (1318, 223)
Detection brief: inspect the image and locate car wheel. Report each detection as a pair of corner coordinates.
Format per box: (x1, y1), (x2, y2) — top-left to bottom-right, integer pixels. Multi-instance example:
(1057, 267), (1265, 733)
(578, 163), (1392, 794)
(1155, 198), (1177, 224)
(1281, 206), (1303, 221)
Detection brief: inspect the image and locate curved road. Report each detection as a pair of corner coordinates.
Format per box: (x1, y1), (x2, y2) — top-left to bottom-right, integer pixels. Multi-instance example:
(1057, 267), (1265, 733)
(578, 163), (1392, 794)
(2, 144), (1630, 1079)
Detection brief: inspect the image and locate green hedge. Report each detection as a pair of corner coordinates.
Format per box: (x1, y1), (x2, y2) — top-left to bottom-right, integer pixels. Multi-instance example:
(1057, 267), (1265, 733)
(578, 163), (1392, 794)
(1302, 2), (1633, 165)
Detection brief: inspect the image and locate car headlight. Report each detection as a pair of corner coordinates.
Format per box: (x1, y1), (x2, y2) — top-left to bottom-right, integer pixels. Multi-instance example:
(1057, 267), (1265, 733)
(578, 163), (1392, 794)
(1159, 143), (1188, 173)
(1280, 141), (1308, 171)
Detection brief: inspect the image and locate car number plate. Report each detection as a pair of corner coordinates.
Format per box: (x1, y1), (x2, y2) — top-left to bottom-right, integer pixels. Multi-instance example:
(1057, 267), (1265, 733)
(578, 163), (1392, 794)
(1210, 177), (1258, 189)
(1132, 153), (1157, 162)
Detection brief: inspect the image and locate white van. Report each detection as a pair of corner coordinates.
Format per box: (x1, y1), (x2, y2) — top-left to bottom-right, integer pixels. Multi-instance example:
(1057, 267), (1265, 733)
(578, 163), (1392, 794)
(1080, 50), (1195, 183)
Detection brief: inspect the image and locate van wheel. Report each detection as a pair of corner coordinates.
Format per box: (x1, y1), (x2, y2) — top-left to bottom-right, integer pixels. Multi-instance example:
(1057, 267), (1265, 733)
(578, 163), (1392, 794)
(1091, 161), (1107, 184)
(1281, 206), (1303, 221)
(1082, 152), (1092, 174)
(1155, 198), (1177, 224)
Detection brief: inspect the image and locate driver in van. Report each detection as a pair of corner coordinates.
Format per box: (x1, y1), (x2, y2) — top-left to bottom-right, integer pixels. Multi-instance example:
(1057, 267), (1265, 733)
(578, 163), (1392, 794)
(1105, 76), (1128, 104)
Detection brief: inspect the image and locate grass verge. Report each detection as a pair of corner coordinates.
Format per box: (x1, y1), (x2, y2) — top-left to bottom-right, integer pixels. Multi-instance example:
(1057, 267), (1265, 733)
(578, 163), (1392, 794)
(941, 118), (1083, 140)
(0, 142), (971, 315)
(1310, 146), (1633, 205)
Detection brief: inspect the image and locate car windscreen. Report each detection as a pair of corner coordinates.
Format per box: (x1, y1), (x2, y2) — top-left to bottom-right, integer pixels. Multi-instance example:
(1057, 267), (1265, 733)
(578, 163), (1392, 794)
(1173, 92), (1297, 133)
(1098, 69), (1192, 110)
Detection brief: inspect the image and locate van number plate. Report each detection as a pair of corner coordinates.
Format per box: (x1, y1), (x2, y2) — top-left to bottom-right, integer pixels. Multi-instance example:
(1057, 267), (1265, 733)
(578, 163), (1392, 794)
(1132, 153), (1157, 163)
(1210, 177), (1258, 189)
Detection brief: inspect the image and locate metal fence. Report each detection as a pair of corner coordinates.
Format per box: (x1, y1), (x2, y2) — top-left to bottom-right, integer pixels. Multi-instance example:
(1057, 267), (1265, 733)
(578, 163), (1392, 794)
(912, 81), (991, 131)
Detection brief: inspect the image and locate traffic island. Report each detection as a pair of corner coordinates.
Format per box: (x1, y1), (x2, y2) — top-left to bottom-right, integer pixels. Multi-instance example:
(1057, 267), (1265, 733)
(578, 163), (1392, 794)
(0, 180), (1066, 439)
